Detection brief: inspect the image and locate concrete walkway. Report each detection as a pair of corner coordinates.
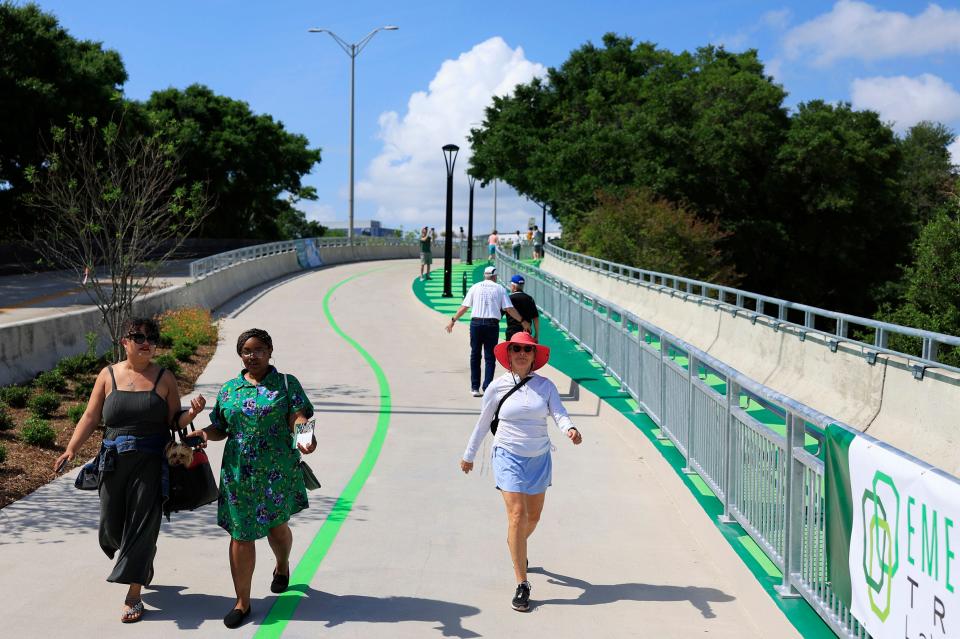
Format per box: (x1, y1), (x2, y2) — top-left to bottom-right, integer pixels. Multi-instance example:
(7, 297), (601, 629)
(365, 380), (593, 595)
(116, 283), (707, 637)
(0, 260), (193, 325)
(0, 259), (800, 638)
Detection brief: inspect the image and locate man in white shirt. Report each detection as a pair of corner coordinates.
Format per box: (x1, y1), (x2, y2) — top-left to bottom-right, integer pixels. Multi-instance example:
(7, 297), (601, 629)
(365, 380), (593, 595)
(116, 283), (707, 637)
(446, 266), (528, 396)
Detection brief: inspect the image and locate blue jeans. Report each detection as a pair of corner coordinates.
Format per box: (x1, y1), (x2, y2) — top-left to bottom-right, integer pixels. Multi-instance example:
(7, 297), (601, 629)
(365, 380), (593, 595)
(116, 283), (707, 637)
(469, 319), (500, 391)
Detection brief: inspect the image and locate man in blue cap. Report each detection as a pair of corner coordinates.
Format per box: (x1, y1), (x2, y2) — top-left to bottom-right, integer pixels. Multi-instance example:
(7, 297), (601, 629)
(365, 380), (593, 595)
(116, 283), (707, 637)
(504, 273), (539, 342)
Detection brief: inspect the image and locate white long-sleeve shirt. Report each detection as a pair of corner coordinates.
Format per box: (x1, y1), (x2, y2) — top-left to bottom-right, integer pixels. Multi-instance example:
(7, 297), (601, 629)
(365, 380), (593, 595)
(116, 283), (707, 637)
(462, 372), (576, 462)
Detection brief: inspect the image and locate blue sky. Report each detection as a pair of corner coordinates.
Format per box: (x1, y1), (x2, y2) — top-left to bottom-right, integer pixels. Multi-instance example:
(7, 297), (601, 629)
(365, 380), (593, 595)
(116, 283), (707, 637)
(30, 1), (960, 234)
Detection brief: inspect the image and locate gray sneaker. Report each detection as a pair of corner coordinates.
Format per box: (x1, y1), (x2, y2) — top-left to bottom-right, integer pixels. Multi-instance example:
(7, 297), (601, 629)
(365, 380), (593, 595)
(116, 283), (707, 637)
(471, 389), (483, 397)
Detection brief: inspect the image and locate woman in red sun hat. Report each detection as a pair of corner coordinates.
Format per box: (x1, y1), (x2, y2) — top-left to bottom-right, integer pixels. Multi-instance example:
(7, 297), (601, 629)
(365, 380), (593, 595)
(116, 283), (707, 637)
(459, 332), (582, 612)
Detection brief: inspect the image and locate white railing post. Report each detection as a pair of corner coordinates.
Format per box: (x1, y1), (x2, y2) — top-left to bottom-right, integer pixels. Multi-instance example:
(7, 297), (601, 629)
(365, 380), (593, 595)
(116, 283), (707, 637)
(776, 411), (804, 598)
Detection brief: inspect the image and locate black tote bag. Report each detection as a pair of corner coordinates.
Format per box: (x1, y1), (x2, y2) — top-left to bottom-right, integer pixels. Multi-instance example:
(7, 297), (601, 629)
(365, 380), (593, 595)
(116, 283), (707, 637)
(163, 426), (219, 515)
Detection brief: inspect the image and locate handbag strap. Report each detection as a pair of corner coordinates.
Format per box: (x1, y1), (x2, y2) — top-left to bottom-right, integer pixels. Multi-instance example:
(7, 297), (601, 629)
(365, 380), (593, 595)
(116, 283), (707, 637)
(491, 375), (532, 433)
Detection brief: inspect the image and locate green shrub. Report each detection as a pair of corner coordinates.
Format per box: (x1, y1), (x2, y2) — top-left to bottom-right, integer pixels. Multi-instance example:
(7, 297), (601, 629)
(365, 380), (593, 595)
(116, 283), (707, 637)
(172, 342), (194, 362)
(28, 392), (60, 418)
(66, 404), (86, 424)
(0, 406), (14, 431)
(21, 417), (56, 447)
(0, 442), (6, 465)
(73, 379), (95, 400)
(155, 353), (180, 375)
(35, 370), (67, 392)
(0, 385), (30, 408)
(56, 353), (97, 378)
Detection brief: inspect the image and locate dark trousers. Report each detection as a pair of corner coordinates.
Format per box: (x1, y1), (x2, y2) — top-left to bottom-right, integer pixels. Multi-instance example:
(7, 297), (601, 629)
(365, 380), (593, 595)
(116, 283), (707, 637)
(99, 450), (163, 585)
(469, 319), (500, 391)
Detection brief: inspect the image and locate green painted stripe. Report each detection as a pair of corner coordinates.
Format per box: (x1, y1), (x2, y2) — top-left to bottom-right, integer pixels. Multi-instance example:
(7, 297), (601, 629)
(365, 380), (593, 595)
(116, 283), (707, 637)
(688, 474), (716, 498)
(603, 376), (620, 388)
(255, 267), (393, 638)
(738, 535), (783, 578)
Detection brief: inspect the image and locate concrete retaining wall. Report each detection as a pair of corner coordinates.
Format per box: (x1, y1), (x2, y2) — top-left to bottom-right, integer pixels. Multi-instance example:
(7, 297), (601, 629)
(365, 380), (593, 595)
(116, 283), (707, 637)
(541, 254), (960, 476)
(0, 244), (421, 387)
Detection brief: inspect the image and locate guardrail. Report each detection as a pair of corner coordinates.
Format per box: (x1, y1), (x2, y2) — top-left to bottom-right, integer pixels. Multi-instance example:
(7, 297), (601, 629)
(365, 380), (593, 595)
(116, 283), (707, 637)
(544, 242), (960, 378)
(497, 251), (959, 639)
(189, 236), (422, 279)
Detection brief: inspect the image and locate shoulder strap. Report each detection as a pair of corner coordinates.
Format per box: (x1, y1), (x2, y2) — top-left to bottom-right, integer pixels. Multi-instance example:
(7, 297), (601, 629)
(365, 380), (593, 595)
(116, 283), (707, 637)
(107, 365), (117, 390)
(283, 374), (290, 417)
(491, 376), (532, 435)
(152, 366), (165, 389)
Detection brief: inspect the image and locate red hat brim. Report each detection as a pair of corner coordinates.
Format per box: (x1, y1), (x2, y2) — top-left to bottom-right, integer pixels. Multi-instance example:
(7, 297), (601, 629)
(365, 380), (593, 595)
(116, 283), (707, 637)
(494, 332), (550, 371)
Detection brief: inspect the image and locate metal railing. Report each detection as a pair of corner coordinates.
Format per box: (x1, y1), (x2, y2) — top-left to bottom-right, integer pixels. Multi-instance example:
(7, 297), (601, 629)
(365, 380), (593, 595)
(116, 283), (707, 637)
(497, 251), (960, 639)
(189, 236), (421, 279)
(544, 242), (960, 377)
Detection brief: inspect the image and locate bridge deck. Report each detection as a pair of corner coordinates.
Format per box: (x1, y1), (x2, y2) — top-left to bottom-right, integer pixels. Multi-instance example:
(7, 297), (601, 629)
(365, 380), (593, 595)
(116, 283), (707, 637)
(0, 259), (804, 638)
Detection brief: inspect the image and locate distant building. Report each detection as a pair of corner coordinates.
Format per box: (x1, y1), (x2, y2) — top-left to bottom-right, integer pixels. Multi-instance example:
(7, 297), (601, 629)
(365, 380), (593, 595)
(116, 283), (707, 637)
(318, 219), (400, 237)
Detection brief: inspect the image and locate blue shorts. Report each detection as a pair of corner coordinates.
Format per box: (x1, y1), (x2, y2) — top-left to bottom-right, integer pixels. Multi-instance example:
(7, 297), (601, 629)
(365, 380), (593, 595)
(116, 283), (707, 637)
(492, 447), (552, 494)
(488, 244), (496, 255)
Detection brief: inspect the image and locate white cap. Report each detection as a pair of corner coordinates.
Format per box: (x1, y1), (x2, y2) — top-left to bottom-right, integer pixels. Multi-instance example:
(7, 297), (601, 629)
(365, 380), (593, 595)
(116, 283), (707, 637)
(484, 266), (496, 276)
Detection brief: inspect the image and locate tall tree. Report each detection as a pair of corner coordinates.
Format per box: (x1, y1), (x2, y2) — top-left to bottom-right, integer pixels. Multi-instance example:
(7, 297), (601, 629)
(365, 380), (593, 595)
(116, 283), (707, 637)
(0, 2), (127, 234)
(898, 121), (956, 232)
(769, 101), (908, 314)
(141, 85), (321, 239)
(469, 35), (788, 238)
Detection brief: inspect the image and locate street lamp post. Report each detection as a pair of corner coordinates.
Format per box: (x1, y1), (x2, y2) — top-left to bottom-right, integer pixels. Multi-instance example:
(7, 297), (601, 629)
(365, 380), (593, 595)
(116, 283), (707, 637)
(493, 179), (498, 232)
(442, 144), (459, 297)
(467, 173), (476, 264)
(308, 25), (398, 245)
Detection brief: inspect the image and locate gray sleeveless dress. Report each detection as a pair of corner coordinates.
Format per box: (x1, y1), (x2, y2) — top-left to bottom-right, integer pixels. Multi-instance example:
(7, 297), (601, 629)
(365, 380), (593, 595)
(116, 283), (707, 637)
(98, 366), (169, 585)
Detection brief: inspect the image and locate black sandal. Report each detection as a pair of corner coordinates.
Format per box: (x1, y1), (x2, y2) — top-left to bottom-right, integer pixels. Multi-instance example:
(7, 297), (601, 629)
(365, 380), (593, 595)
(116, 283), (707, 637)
(121, 597), (144, 623)
(271, 568), (289, 594)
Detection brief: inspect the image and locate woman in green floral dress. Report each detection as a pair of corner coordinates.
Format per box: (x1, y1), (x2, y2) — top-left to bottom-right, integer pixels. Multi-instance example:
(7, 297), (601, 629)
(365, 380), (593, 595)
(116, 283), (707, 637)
(193, 328), (317, 629)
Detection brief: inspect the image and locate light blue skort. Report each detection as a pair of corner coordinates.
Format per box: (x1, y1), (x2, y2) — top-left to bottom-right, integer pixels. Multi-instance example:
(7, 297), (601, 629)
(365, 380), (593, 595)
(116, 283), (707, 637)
(492, 446), (552, 494)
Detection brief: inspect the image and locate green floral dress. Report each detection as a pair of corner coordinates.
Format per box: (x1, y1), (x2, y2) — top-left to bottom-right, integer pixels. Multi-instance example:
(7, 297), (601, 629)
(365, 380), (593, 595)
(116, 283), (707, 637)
(211, 367), (314, 541)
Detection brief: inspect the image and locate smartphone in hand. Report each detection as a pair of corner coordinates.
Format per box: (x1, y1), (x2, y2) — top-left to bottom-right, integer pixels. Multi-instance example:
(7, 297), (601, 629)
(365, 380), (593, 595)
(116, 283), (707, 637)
(182, 435), (204, 447)
(55, 457), (70, 474)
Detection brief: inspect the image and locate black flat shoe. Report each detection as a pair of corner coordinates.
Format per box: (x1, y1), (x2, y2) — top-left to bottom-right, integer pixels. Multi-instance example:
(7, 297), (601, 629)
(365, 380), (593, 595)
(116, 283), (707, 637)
(223, 605), (252, 628)
(271, 569), (290, 594)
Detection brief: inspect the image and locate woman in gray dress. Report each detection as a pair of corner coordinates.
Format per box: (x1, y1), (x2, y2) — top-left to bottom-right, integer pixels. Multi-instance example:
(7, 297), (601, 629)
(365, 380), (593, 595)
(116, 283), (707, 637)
(54, 317), (205, 623)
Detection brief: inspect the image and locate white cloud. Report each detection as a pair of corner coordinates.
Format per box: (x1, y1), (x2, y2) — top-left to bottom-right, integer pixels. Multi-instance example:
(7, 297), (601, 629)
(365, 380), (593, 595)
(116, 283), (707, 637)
(354, 37), (548, 233)
(850, 74), (960, 132)
(949, 139), (960, 166)
(716, 8), (791, 51)
(299, 201), (337, 222)
(783, 1), (960, 65)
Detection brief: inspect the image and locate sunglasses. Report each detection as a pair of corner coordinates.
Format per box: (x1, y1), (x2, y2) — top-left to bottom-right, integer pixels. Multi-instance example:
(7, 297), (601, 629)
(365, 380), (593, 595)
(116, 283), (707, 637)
(126, 332), (159, 346)
(240, 348), (270, 359)
(509, 345), (535, 353)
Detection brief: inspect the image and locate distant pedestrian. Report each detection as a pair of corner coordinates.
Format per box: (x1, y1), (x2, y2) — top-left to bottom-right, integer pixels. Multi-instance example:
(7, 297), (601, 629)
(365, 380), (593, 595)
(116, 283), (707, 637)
(459, 331), (582, 612)
(446, 265), (528, 396)
(512, 231), (522, 260)
(488, 229), (499, 262)
(504, 274), (539, 342)
(419, 227), (433, 281)
(532, 226), (544, 259)
(430, 227), (437, 241)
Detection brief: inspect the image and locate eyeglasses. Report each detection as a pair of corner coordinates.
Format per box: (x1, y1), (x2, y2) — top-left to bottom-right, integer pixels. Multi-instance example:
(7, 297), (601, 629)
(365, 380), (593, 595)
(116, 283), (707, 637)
(240, 348), (269, 359)
(126, 332), (159, 346)
(509, 345), (535, 353)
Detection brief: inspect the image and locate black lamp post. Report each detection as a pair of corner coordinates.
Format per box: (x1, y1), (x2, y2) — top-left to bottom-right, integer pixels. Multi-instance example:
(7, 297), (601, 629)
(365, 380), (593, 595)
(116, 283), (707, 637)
(467, 173), (476, 264)
(442, 144), (459, 297)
